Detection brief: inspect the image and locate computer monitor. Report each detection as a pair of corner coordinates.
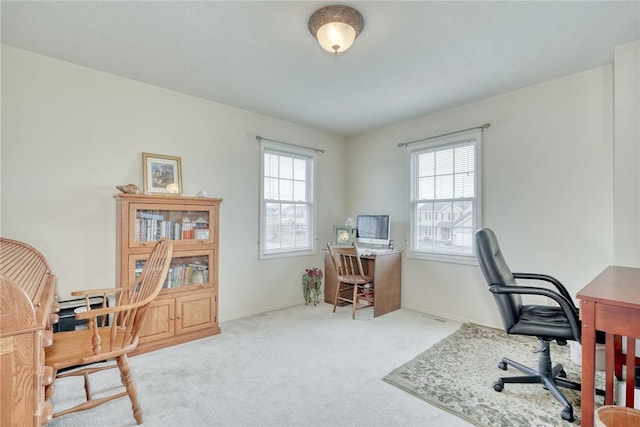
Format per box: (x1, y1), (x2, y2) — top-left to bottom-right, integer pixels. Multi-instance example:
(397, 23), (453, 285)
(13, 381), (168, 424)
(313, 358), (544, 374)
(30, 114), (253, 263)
(356, 215), (390, 246)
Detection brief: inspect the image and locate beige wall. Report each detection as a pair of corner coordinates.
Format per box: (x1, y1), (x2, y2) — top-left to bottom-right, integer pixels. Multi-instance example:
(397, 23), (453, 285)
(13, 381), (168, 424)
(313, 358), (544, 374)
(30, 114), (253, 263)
(3, 41), (636, 328)
(346, 65), (616, 327)
(1, 45), (347, 321)
(614, 40), (640, 267)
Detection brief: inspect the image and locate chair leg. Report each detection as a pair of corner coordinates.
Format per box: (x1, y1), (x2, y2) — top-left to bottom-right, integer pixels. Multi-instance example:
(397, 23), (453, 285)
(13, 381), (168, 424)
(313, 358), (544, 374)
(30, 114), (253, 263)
(117, 354), (143, 425)
(495, 341), (576, 422)
(44, 369), (57, 401)
(352, 284), (358, 319)
(501, 357), (539, 377)
(333, 281), (342, 313)
(542, 377), (574, 421)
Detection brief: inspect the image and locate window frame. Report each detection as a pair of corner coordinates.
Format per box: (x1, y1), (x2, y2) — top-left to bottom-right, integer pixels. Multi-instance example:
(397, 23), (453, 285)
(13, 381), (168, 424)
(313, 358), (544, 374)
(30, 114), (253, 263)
(259, 140), (317, 259)
(407, 130), (482, 264)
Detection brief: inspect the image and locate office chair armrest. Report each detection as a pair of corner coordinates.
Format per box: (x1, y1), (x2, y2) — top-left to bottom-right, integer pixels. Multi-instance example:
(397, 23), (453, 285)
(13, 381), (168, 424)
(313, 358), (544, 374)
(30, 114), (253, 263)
(512, 272), (575, 309)
(488, 284), (581, 339)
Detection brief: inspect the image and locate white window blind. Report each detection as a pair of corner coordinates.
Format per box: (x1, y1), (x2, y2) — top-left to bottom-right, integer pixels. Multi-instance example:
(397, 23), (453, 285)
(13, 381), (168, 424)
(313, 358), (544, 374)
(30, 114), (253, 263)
(408, 130), (481, 263)
(260, 140), (316, 258)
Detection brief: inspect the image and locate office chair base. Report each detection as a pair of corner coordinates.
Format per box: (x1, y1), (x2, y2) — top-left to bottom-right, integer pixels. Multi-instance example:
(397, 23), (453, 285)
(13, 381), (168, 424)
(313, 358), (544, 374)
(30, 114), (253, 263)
(493, 355), (580, 422)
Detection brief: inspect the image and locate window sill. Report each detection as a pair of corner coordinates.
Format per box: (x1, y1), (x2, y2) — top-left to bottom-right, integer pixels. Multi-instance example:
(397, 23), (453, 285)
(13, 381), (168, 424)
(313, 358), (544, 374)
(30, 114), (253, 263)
(406, 251), (478, 265)
(260, 248), (316, 260)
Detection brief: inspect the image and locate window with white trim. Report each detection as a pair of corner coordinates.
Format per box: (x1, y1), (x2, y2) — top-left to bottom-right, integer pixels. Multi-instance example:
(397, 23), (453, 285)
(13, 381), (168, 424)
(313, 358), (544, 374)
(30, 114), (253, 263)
(260, 140), (316, 258)
(408, 130), (481, 263)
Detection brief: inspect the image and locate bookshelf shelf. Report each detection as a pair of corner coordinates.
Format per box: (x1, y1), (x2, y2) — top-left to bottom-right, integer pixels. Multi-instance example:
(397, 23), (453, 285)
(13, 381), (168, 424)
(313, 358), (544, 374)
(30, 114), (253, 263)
(115, 194), (222, 354)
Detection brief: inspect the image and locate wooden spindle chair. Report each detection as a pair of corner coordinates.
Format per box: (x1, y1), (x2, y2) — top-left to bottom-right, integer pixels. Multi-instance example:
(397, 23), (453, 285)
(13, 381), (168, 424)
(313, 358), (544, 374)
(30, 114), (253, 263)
(45, 238), (172, 424)
(327, 244), (374, 319)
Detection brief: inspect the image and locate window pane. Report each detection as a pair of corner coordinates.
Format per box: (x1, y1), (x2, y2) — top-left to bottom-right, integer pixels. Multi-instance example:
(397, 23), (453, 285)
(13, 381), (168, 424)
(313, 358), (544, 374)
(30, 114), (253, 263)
(293, 180), (306, 201)
(265, 202), (280, 225)
(418, 176), (434, 200)
(455, 145), (474, 173)
(264, 177), (277, 199)
(454, 172), (474, 198)
(279, 156), (293, 179)
(435, 175), (453, 199)
(415, 202), (435, 251)
(264, 153), (278, 177)
(293, 158), (306, 180)
(409, 136), (479, 259)
(280, 179), (293, 201)
(452, 200), (473, 254)
(418, 152), (435, 177)
(435, 149), (453, 175)
(261, 144), (315, 256)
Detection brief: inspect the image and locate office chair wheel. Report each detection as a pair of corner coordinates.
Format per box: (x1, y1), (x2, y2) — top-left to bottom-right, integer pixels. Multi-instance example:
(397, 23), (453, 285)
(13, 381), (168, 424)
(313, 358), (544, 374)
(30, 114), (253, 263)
(498, 361), (507, 370)
(560, 406), (574, 422)
(558, 369), (567, 378)
(492, 380), (504, 392)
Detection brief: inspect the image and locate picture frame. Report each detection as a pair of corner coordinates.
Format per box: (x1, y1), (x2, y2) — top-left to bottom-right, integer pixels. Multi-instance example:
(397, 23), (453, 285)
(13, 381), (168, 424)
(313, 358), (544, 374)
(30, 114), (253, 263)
(142, 153), (183, 195)
(333, 226), (355, 246)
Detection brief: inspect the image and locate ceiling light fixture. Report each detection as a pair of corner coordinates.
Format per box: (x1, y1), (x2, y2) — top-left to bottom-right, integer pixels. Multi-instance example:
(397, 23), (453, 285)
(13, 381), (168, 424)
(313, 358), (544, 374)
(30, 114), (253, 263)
(308, 5), (364, 54)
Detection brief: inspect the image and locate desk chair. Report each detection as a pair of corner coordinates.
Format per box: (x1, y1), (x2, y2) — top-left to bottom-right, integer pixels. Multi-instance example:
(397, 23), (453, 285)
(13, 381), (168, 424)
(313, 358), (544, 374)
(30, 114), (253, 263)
(326, 244), (374, 319)
(474, 228), (604, 422)
(45, 238), (172, 424)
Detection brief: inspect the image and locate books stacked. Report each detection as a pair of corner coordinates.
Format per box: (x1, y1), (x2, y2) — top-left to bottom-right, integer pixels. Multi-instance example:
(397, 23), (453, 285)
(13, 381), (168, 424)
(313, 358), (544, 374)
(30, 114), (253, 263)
(360, 283), (374, 300)
(135, 212), (210, 242)
(164, 263), (209, 288)
(135, 261), (209, 288)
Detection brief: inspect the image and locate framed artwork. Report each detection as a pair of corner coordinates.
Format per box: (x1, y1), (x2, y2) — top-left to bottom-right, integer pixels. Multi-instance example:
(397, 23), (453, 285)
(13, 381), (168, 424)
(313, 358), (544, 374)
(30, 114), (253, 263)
(142, 153), (183, 195)
(334, 226), (355, 246)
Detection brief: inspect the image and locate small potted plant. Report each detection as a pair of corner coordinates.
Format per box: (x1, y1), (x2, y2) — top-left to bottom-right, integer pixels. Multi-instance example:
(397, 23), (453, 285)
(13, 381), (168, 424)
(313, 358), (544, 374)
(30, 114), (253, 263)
(302, 267), (323, 306)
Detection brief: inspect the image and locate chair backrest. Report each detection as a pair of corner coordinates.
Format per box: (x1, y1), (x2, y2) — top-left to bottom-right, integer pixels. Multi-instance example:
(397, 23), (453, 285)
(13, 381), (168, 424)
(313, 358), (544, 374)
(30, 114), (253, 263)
(113, 238), (173, 347)
(474, 228), (522, 332)
(326, 244), (367, 280)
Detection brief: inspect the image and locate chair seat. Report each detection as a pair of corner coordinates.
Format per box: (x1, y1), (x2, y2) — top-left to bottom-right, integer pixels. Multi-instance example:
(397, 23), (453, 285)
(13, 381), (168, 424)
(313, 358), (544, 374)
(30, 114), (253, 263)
(46, 326), (135, 370)
(510, 305), (576, 340)
(337, 274), (372, 285)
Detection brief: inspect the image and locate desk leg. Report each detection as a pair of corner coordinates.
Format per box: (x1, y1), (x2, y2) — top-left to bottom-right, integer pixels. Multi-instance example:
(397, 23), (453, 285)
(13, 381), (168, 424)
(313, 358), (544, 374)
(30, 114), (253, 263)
(605, 333), (615, 405)
(626, 338), (637, 408)
(581, 300), (596, 427)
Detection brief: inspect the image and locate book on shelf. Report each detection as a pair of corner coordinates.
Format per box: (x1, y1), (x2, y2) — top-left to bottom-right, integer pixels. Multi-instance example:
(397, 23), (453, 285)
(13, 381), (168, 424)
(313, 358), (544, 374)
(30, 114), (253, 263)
(163, 262), (209, 287)
(193, 217), (209, 240)
(181, 220), (193, 240)
(194, 228), (210, 240)
(163, 267), (175, 288)
(137, 211), (164, 220)
(134, 216), (210, 242)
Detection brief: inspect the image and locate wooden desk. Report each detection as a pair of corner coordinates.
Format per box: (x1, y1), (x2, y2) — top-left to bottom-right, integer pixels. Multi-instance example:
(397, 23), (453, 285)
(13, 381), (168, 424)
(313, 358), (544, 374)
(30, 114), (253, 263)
(577, 266), (640, 427)
(324, 250), (401, 317)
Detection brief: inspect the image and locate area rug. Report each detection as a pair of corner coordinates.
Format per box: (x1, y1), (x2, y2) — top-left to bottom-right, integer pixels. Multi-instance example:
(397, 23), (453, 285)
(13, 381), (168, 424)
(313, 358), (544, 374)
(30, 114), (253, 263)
(383, 323), (604, 426)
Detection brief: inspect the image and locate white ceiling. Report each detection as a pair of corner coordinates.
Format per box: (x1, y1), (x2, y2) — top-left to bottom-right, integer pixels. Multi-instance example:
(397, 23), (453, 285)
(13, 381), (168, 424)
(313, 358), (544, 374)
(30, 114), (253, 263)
(2, 1), (639, 136)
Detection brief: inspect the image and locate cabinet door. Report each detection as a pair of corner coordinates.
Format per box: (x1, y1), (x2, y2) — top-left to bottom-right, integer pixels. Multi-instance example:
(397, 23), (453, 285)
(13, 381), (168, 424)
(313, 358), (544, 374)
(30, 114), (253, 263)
(139, 298), (175, 343)
(128, 249), (215, 290)
(128, 202), (216, 249)
(175, 291), (215, 336)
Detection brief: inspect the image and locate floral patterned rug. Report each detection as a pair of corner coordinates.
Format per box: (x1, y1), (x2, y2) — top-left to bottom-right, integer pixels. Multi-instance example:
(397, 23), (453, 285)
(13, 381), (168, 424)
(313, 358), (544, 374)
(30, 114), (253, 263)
(383, 323), (604, 426)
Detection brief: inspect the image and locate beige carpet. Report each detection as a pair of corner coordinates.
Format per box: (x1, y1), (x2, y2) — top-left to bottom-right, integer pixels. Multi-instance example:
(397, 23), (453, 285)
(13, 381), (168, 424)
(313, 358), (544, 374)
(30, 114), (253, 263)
(48, 305), (471, 427)
(383, 323), (605, 426)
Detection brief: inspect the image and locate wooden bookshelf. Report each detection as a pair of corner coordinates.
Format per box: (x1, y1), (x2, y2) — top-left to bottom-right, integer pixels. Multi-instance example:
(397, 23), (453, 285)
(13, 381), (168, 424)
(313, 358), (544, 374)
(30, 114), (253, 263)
(115, 194), (222, 354)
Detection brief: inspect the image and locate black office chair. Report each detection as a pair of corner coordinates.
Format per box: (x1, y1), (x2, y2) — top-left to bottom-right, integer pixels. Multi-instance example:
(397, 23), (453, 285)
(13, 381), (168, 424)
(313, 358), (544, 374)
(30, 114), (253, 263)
(474, 228), (602, 422)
